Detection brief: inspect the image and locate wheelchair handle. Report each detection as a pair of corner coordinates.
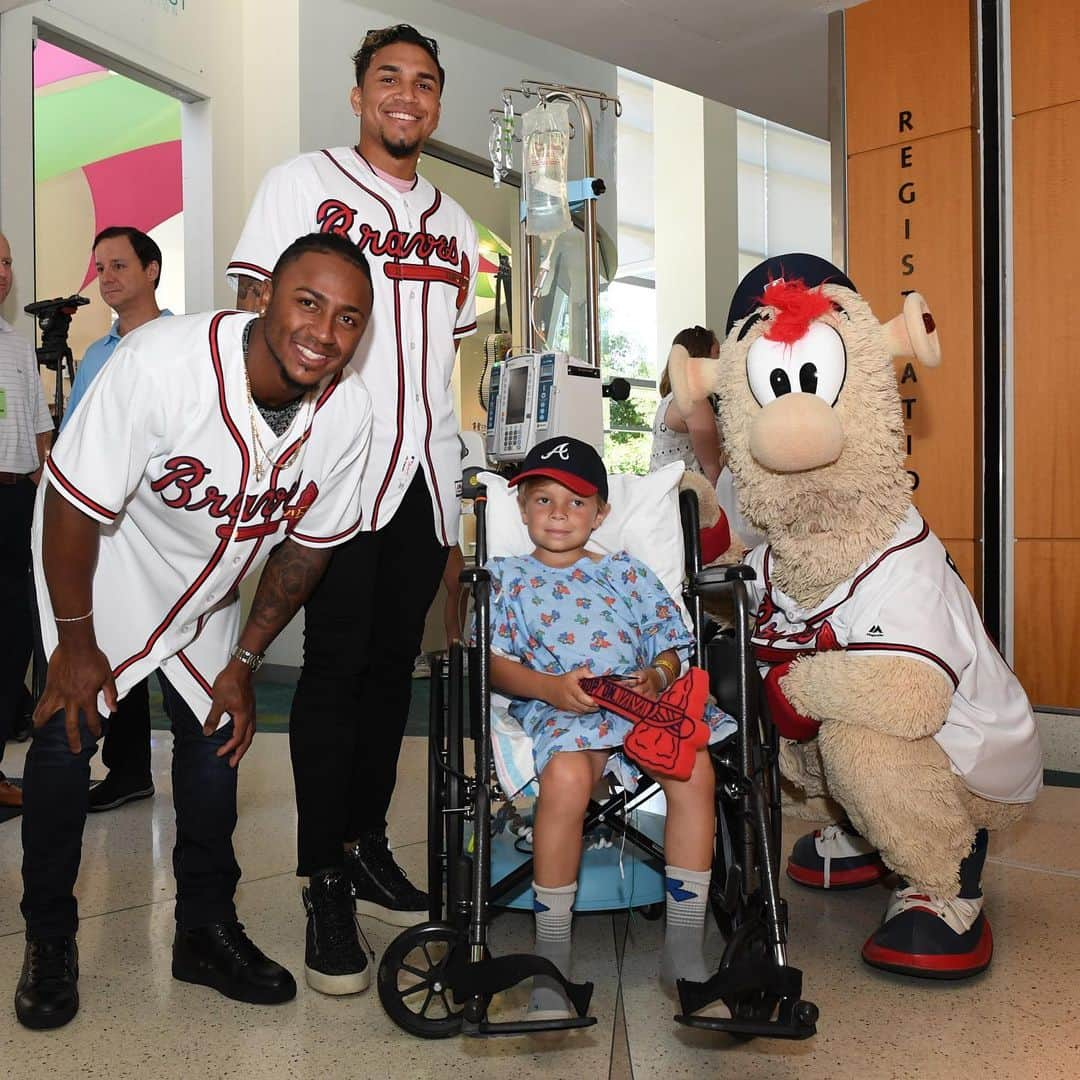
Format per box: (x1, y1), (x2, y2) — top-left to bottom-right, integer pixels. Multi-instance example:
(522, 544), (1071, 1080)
(692, 563), (757, 591)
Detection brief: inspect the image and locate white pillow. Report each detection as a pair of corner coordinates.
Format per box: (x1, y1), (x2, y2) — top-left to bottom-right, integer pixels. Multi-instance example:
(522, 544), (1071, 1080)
(477, 460), (688, 610)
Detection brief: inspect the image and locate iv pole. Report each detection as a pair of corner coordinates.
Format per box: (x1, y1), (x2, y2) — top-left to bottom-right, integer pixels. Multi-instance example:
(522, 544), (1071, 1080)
(492, 81), (620, 371)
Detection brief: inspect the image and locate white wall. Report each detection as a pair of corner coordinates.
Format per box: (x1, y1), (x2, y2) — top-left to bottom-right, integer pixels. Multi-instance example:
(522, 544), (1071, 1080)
(297, 0), (618, 243)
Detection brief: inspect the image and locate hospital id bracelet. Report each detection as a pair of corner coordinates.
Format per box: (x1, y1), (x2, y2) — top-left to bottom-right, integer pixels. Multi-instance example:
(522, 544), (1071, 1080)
(230, 645), (265, 674)
(651, 662), (673, 692)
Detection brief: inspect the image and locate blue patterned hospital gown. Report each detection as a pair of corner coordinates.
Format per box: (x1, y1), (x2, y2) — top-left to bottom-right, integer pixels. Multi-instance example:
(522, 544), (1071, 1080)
(486, 550), (735, 784)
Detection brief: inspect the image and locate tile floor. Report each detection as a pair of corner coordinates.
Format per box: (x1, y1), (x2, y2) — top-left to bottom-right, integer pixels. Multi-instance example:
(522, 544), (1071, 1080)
(0, 733), (1077, 1079)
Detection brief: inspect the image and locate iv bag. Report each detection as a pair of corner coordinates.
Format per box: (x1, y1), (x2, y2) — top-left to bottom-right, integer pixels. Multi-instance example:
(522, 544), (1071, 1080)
(522, 101), (571, 239)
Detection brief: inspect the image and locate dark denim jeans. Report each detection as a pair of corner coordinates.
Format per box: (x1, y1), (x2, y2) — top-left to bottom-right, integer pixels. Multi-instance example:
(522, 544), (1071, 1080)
(20, 674), (241, 939)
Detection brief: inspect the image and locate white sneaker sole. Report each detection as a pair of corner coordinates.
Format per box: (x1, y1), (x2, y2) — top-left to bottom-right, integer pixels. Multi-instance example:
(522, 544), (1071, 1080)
(304, 963), (371, 996)
(354, 899), (428, 928)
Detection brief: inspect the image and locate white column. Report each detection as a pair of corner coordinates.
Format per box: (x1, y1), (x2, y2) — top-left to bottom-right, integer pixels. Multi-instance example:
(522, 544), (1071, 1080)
(652, 81), (739, 370)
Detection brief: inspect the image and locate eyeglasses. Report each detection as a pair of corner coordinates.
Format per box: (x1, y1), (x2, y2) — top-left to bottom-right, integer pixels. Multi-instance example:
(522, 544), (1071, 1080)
(363, 24), (440, 56)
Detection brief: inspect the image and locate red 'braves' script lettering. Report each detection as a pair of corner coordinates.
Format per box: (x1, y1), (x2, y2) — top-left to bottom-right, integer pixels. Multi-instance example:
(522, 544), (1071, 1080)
(317, 213), (461, 268)
(151, 456), (318, 540)
(316, 199), (356, 237)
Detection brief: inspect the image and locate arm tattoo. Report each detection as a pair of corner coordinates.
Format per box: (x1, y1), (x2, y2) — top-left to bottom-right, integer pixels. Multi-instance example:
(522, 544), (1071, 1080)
(247, 540), (332, 637)
(235, 275), (264, 312)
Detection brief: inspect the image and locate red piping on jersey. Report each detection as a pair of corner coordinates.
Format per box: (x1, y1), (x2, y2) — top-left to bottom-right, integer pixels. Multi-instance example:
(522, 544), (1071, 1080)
(268, 370), (342, 489)
(227, 260), (273, 281)
(113, 312), (252, 680)
(290, 518), (364, 545)
(454, 321), (477, 338)
(45, 458), (118, 522)
(319, 148), (407, 531)
(756, 518), (932, 641)
(846, 641), (959, 688)
(176, 648), (214, 697)
(418, 189), (449, 546)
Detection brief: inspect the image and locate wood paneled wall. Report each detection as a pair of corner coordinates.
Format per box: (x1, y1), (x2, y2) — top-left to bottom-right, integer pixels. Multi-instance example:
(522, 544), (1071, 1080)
(844, 0), (979, 597)
(1012, 5), (1080, 707)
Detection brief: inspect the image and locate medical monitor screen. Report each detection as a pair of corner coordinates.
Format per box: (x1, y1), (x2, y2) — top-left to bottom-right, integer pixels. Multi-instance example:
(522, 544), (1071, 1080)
(505, 366), (528, 426)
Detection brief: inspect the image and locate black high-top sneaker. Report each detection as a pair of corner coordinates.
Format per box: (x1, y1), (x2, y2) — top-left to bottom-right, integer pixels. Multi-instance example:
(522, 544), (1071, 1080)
(172, 922), (296, 1004)
(787, 821), (888, 889)
(345, 829), (428, 927)
(303, 869), (371, 995)
(15, 937), (79, 1029)
(862, 829), (992, 979)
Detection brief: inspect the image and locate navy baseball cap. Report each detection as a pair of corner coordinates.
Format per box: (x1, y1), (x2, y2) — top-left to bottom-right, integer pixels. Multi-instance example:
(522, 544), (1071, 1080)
(726, 253), (857, 333)
(509, 436), (608, 501)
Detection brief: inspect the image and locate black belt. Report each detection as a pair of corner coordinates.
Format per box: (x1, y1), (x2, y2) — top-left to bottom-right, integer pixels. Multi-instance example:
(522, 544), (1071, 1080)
(0, 472), (31, 485)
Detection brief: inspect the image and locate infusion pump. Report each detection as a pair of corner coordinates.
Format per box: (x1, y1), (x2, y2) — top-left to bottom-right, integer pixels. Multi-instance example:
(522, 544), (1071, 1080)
(485, 352), (603, 464)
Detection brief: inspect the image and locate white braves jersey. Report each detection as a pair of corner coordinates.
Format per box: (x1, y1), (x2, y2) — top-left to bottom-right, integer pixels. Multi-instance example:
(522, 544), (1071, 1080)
(745, 507), (1042, 804)
(227, 147), (479, 545)
(35, 311), (373, 726)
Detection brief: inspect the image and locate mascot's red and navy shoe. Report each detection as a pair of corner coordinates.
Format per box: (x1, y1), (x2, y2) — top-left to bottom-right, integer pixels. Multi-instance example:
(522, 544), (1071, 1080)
(787, 823), (887, 890)
(862, 829), (992, 980)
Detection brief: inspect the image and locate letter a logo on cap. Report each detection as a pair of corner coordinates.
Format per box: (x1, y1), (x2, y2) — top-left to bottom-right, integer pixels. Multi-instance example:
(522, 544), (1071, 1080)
(540, 442), (571, 461)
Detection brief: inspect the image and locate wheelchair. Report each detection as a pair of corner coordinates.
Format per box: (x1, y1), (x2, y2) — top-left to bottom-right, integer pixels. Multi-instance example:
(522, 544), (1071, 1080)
(377, 483), (819, 1042)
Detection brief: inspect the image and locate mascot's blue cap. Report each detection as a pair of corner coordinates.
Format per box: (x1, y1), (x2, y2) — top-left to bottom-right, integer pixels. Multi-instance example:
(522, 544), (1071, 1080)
(726, 253), (856, 333)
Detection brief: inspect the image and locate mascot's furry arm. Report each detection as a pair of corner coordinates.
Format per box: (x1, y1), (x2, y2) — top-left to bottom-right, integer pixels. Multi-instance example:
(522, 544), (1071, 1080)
(780, 652), (952, 740)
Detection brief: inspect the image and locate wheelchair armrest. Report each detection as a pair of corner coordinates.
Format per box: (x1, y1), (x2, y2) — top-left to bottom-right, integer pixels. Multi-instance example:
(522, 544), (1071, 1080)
(691, 563), (756, 592)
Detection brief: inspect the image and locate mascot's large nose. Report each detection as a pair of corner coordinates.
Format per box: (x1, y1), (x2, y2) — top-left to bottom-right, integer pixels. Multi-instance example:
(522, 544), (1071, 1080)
(749, 393), (844, 473)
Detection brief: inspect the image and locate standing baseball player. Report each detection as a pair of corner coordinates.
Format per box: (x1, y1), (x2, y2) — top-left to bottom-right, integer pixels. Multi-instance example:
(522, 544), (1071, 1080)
(15, 233), (374, 1030)
(228, 23), (478, 997)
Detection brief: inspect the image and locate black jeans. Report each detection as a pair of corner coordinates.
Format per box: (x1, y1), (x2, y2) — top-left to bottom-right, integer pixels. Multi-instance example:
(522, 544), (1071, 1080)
(101, 675), (153, 782)
(0, 477), (36, 770)
(289, 471), (449, 875)
(21, 675), (241, 939)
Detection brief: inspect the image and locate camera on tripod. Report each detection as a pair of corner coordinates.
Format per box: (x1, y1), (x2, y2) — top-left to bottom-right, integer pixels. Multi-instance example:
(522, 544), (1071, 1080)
(24, 294), (89, 371)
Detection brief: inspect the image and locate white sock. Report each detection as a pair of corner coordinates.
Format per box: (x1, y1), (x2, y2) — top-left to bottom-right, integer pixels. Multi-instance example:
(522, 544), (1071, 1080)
(529, 881), (576, 1016)
(661, 865), (710, 988)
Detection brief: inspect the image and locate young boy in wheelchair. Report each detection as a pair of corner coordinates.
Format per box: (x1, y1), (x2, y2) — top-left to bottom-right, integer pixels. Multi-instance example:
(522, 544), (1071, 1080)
(485, 436), (735, 1020)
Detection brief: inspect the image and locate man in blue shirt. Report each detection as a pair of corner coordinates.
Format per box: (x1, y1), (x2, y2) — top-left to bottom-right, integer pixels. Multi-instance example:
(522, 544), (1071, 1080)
(62, 226), (171, 811)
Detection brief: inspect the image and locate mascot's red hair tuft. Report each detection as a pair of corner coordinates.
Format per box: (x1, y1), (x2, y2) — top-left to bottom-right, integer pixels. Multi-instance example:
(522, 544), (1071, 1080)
(756, 278), (834, 345)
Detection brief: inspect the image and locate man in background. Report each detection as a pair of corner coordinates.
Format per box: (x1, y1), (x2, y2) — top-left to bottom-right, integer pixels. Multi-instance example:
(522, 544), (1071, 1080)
(62, 226), (171, 812)
(0, 232), (53, 809)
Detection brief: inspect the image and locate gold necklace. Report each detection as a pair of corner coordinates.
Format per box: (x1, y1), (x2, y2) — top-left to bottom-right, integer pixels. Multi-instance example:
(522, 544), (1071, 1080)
(242, 320), (315, 483)
(242, 320), (273, 482)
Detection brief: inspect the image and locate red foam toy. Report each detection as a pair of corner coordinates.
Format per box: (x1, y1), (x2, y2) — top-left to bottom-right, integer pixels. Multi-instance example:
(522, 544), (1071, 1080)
(580, 667), (711, 780)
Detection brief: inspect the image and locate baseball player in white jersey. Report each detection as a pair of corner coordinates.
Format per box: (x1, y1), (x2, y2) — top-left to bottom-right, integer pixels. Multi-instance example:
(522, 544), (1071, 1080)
(227, 24), (478, 998)
(745, 508), (1042, 806)
(16, 234), (374, 1031)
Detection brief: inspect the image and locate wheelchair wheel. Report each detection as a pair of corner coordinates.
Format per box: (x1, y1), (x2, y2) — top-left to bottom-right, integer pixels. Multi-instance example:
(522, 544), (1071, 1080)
(378, 923), (465, 1039)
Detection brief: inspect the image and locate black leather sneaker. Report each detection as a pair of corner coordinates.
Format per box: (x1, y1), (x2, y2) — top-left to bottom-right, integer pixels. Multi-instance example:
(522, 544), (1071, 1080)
(345, 829), (428, 927)
(15, 937), (79, 1030)
(172, 922), (296, 1004)
(303, 869), (372, 995)
(88, 772), (155, 813)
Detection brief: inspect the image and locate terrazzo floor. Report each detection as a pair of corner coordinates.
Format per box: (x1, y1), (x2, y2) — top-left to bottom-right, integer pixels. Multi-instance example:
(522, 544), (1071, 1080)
(0, 732), (1076, 1079)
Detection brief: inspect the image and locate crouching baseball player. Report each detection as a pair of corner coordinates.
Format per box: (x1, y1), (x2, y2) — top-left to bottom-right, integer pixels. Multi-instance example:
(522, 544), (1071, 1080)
(15, 233), (374, 1030)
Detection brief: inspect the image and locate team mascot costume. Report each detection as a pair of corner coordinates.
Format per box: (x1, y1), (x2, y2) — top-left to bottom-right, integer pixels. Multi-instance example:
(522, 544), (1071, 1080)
(671, 253), (1042, 979)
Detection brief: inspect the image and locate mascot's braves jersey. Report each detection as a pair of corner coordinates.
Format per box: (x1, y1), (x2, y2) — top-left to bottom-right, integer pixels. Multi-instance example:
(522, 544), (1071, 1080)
(34, 311), (372, 727)
(744, 507), (1042, 804)
(227, 147), (479, 545)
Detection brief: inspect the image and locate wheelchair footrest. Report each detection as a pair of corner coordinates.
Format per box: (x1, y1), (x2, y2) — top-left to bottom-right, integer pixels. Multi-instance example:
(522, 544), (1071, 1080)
(462, 1016), (598, 1038)
(674, 999), (818, 1040)
(674, 963), (818, 1040)
(446, 951), (594, 1019)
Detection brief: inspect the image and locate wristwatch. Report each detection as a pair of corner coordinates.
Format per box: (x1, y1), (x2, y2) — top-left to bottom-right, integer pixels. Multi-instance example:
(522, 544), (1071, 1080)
(230, 645), (265, 674)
